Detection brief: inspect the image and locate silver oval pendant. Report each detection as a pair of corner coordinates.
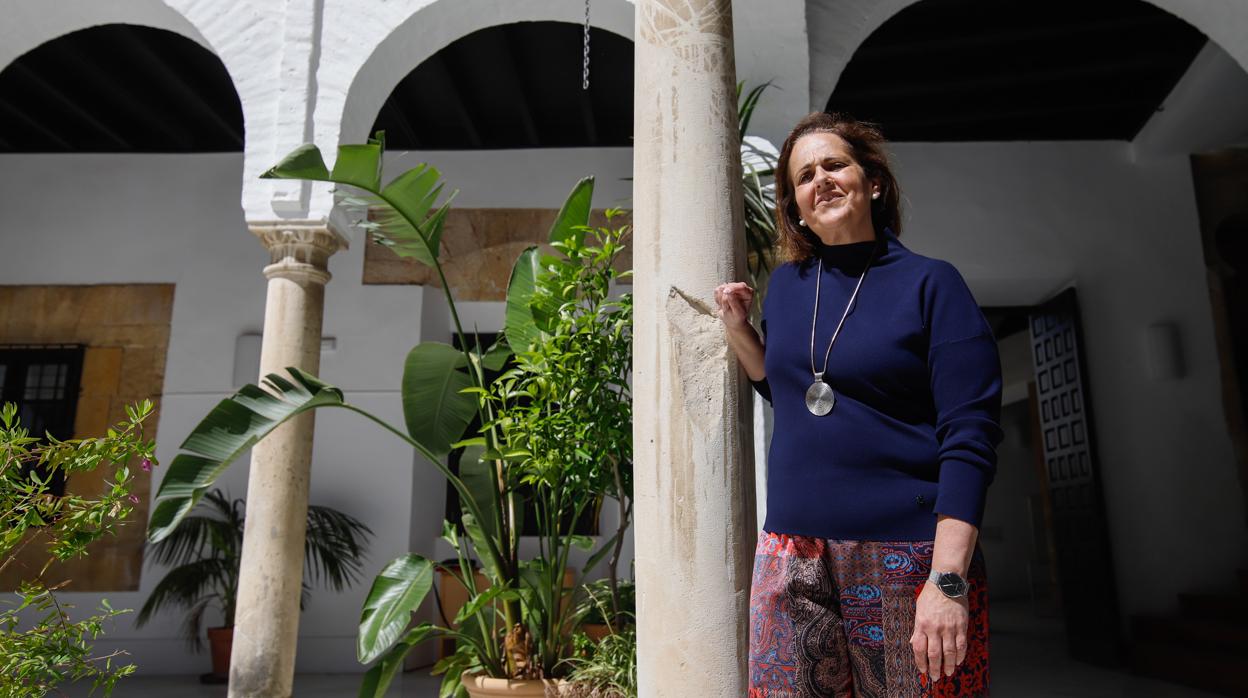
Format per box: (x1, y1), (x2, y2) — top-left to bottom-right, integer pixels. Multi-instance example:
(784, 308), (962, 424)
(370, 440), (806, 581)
(805, 380), (836, 416)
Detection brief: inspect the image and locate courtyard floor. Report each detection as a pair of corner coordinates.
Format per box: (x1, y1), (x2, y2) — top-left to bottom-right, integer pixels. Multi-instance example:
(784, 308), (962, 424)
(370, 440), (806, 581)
(67, 602), (1217, 697)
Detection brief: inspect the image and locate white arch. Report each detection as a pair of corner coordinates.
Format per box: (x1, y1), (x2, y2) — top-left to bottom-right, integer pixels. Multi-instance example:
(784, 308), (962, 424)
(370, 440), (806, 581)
(1, 1), (208, 71)
(807, 0), (1248, 111)
(2, 1), (290, 221)
(318, 0), (636, 154)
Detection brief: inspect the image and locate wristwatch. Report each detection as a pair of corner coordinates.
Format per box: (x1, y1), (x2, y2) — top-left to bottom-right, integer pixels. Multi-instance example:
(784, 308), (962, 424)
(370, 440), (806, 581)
(928, 570), (969, 598)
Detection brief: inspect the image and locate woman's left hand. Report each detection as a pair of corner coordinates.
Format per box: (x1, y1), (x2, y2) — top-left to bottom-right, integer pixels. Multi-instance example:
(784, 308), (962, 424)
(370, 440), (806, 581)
(910, 582), (969, 681)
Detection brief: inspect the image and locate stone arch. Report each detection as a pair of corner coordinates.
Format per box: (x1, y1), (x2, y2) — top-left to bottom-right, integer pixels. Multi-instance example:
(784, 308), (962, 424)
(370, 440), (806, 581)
(321, 0), (636, 150)
(808, 0), (1248, 111)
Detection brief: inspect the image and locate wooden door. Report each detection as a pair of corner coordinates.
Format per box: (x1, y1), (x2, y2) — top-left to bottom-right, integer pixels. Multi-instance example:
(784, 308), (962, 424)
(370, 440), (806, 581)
(1028, 287), (1123, 665)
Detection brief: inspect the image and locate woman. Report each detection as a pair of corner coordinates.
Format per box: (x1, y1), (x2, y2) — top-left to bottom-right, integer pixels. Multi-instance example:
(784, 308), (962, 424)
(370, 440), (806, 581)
(715, 112), (1003, 697)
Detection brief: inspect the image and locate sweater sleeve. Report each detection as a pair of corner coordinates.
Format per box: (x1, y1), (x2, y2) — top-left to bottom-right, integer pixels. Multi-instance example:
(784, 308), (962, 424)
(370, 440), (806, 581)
(924, 262), (1004, 527)
(750, 317), (773, 404)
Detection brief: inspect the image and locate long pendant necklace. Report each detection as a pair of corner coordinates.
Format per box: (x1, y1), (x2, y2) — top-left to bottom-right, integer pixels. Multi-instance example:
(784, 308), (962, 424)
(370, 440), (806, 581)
(805, 241), (881, 416)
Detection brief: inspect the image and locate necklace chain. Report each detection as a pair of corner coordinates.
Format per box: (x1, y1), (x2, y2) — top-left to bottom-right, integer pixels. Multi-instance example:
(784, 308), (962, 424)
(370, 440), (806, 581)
(809, 242), (881, 381)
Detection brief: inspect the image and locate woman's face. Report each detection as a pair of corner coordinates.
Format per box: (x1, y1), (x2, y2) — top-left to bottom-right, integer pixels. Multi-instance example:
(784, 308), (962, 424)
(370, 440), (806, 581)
(788, 131), (878, 241)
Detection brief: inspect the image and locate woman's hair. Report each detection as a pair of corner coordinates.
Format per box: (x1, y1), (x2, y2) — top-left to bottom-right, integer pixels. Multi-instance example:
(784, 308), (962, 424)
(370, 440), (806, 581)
(773, 112), (903, 263)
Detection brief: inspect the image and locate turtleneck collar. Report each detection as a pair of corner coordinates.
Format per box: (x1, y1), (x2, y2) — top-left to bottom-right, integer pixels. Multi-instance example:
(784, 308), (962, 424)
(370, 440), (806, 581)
(809, 226), (904, 271)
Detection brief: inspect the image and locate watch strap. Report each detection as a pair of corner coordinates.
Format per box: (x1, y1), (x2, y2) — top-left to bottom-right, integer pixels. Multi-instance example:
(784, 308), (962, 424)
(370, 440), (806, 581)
(927, 569), (969, 598)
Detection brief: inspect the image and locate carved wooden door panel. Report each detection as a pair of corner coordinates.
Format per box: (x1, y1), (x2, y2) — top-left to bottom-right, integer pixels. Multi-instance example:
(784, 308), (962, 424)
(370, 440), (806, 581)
(1028, 287), (1122, 664)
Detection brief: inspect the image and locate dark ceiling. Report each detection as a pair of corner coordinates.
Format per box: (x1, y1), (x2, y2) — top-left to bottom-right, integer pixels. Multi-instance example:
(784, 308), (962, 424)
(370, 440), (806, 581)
(0, 24), (243, 153)
(827, 0), (1209, 141)
(0, 5), (1212, 151)
(370, 22), (634, 149)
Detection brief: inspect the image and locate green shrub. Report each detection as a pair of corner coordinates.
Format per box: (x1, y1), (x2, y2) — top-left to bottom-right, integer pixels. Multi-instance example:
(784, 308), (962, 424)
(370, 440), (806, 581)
(0, 400), (156, 697)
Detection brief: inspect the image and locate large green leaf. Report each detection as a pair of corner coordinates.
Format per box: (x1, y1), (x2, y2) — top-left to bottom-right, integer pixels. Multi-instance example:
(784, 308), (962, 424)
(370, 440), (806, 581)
(504, 247), (542, 353)
(357, 554), (435, 663)
(147, 369), (345, 543)
(331, 143), (382, 192)
(358, 623), (437, 698)
(261, 142), (454, 272)
(383, 165), (444, 242)
(401, 342), (476, 457)
(260, 144), (330, 181)
(481, 335), (512, 372)
(455, 584), (519, 625)
(457, 445), (503, 581)
(370, 164), (455, 268)
(548, 176), (594, 245)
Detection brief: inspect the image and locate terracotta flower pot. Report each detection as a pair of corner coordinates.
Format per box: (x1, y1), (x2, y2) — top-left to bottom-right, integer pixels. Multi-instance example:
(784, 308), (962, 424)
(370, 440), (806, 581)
(582, 623), (611, 643)
(203, 626), (233, 684)
(460, 671), (565, 697)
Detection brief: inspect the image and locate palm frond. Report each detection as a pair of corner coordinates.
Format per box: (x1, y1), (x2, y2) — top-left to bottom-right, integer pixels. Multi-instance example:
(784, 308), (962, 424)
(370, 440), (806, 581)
(304, 504), (374, 592)
(738, 80), (773, 140)
(181, 596), (215, 653)
(145, 489), (245, 569)
(136, 557), (233, 630)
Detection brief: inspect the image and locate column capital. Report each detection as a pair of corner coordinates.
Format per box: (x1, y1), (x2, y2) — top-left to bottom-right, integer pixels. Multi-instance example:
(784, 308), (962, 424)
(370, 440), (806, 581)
(248, 219), (350, 285)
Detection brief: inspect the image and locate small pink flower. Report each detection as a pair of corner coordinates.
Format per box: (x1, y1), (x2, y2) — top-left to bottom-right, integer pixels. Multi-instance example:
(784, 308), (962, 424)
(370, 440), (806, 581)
(140, 458), (153, 472)
(128, 494), (140, 504)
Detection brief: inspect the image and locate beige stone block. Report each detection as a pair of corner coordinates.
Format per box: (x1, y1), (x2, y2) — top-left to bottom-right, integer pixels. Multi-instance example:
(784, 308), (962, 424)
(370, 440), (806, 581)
(118, 347), (165, 402)
(72, 395), (112, 439)
(362, 208), (636, 298)
(66, 461), (110, 499)
(0, 289), (14, 340)
(88, 327), (170, 352)
(80, 347), (124, 395)
(40, 288), (82, 335)
(3, 286), (46, 341)
(111, 284), (175, 326)
(74, 285), (121, 333)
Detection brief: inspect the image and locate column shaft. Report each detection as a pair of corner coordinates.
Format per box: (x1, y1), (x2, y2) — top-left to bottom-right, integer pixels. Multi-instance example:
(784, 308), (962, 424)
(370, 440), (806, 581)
(632, 1), (756, 696)
(229, 222), (344, 697)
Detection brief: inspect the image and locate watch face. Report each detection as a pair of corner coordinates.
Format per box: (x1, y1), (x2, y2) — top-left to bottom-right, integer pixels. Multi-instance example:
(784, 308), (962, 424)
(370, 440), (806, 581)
(936, 573), (968, 597)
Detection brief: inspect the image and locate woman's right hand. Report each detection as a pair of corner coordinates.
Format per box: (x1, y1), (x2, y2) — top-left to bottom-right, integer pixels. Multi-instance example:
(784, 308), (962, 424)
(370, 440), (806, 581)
(714, 282), (755, 333)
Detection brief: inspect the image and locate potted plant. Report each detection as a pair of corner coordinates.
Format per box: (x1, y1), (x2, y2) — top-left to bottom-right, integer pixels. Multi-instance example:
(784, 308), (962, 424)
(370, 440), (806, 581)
(561, 624), (637, 698)
(144, 135), (633, 698)
(575, 578), (635, 643)
(136, 488), (373, 682)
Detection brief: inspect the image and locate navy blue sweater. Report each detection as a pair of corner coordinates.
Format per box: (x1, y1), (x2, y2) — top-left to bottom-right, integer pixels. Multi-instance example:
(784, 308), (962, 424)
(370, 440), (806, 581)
(752, 226), (1004, 541)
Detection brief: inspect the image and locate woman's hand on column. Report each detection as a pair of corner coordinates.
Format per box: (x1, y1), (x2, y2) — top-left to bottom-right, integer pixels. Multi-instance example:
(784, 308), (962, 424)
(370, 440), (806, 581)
(714, 282), (754, 331)
(714, 282), (765, 382)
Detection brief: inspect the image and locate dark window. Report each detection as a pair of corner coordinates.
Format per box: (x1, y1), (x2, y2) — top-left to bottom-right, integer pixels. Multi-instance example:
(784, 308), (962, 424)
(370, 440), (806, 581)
(0, 345), (86, 497)
(444, 333), (598, 537)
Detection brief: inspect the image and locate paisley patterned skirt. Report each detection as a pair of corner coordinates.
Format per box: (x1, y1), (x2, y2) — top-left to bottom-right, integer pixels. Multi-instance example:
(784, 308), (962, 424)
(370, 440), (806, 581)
(748, 532), (990, 697)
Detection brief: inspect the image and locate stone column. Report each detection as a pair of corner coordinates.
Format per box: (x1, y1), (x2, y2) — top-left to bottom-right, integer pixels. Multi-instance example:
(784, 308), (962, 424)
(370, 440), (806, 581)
(229, 221), (346, 698)
(632, 1), (756, 696)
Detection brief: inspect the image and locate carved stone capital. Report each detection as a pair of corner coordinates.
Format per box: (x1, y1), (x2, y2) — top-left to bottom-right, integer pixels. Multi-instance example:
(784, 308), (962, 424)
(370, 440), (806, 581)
(248, 220), (349, 285)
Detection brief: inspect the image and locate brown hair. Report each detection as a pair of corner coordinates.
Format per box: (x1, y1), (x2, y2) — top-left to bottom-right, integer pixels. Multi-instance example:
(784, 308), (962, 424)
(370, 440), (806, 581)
(774, 112), (903, 263)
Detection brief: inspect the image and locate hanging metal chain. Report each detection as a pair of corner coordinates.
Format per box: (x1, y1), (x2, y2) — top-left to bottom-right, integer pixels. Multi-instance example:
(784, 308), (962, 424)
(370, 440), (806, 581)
(582, 0), (591, 90)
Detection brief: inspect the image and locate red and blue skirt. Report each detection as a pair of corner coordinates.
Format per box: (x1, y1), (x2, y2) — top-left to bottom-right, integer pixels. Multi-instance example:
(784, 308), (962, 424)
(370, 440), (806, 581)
(748, 532), (990, 697)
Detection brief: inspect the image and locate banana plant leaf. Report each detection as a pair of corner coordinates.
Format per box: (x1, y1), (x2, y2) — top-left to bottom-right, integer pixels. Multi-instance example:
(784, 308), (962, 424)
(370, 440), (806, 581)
(261, 137), (452, 270)
(401, 342), (476, 458)
(357, 553), (435, 663)
(504, 247), (543, 354)
(358, 623), (437, 698)
(504, 177), (597, 352)
(547, 176), (594, 246)
(147, 369), (345, 543)
(457, 444), (501, 577)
